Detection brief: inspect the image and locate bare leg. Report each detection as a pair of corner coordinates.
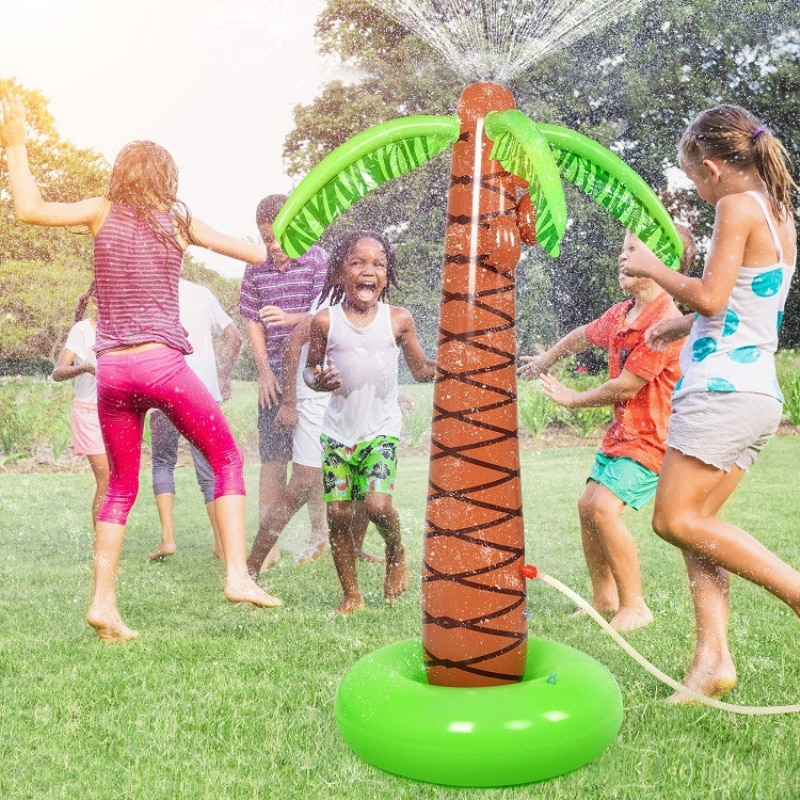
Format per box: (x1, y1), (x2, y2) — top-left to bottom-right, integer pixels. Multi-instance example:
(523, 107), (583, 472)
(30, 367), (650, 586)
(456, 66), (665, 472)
(86, 453), (110, 529)
(364, 493), (407, 603)
(248, 463), (320, 575)
(653, 451), (800, 613)
(576, 481), (620, 617)
(206, 501), (224, 559)
(328, 500), (364, 614)
(297, 467), (328, 563)
(87, 520), (139, 642)
(668, 552), (736, 703)
(150, 492), (178, 560)
(215, 494), (281, 607)
(587, 484), (652, 632)
(257, 460), (289, 568)
(352, 501), (383, 563)
(661, 459), (743, 702)
(299, 468), (328, 562)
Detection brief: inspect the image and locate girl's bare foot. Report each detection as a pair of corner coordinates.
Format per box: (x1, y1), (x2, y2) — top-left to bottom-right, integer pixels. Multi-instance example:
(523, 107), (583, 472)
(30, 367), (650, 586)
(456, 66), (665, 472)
(224, 579), (282, 608)
(148, 542), (177, 561)
(668, 664), (737, 703)
(609, 605), (654, 632)
(87, 607), (140, 642)
(571, 602), (618, 619)
(384, 548), (408, 602)
(336, 594), (365, 615)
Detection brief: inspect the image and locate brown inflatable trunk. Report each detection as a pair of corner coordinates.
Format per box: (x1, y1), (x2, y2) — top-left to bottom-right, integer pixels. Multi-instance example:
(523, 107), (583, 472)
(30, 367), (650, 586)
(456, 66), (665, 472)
(423, 82), (529, 687)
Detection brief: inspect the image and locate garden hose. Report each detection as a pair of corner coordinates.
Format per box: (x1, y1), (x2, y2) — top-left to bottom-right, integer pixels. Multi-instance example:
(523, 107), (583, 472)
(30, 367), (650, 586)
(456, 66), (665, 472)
(521, 565), (800, 715)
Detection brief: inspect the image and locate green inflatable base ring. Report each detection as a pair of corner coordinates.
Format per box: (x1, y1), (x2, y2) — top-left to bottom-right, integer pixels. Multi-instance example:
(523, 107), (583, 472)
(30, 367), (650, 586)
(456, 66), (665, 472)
(335, 637), (623, 787)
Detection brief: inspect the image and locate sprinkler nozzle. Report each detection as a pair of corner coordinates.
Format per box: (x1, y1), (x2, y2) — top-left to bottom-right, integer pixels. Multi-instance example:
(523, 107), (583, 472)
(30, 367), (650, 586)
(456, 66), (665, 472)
(520, 564), (538, 580)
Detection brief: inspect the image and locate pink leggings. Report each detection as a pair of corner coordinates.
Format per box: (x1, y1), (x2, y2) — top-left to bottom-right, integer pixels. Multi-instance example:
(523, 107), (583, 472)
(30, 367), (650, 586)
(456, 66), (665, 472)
(96, 346), (245, 525)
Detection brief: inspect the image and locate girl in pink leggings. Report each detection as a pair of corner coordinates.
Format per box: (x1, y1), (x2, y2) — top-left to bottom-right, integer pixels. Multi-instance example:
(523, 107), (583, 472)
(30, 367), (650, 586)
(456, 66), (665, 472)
(0, 94), (280, 641)
(97, 347), (246, 523)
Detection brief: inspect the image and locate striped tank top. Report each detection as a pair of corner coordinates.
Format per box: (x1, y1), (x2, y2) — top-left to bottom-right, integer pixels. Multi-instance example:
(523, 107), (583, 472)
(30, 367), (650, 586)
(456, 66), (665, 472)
(93, 204), (190, 355)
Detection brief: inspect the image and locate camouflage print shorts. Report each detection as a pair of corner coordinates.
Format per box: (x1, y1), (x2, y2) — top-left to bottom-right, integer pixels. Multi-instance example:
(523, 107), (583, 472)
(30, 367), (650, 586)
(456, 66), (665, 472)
(320, 434), (399, 502)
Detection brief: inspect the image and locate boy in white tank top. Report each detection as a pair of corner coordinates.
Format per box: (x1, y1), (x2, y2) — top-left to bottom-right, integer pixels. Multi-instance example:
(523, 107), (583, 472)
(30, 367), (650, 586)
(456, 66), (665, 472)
(304, 232), (435, 614)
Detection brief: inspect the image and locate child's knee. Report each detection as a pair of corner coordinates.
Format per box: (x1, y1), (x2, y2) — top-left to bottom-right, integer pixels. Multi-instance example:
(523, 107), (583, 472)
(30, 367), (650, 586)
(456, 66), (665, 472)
(98, 483), (139, 525)
(327, 502), (353, 531)
(651, 505), (680, 544)
(365, 496), (397, 527)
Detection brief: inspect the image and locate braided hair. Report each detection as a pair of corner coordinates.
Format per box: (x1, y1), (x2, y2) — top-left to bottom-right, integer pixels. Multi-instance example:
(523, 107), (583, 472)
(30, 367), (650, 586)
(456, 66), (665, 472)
(73, 281), (96, 323)
(318, 230), (400, 306)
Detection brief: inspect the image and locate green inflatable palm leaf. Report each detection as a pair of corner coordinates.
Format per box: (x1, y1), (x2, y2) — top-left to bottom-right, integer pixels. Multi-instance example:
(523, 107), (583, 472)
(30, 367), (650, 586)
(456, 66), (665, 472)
(537, 124), (683, 270)
(484, 110), (567, 257)
(275, 116), (461, 258)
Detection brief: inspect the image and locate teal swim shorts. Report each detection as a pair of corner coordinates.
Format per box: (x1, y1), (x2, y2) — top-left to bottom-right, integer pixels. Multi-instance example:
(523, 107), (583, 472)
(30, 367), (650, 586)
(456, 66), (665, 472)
(320, 434), (399, 502)
(588, 451), (658, 510)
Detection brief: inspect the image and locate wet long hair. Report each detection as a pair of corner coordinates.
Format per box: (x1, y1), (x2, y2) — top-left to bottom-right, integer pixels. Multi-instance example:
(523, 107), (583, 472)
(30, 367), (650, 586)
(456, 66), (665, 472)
(318, 230), (400, 306)
(679, 104), (797, 220)
(73, 281), (96, 323)
(106, 140), (198, 249)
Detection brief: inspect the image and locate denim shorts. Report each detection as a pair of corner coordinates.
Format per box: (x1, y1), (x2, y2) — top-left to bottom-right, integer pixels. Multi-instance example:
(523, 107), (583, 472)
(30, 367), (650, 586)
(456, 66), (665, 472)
(258, 400), (294, 463)
(667, 391), (782, 471)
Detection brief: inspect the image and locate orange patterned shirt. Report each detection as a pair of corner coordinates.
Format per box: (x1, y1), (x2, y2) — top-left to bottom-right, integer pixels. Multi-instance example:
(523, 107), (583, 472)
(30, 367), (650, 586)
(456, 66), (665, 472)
(585, 292), (683, 473)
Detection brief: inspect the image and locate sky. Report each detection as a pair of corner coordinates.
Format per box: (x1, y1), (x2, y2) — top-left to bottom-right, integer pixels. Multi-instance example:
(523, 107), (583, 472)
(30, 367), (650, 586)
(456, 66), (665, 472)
(2, 0), (349, 277)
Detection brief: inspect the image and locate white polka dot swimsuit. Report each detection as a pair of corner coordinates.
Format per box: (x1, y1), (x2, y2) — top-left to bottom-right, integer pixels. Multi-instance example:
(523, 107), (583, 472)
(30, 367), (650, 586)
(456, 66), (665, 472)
(673, 191), (796, 402)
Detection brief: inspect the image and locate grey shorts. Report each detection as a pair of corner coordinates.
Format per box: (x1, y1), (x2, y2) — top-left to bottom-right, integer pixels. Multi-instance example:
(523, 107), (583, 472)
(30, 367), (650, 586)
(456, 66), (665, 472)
(667, 391), (782, 472)
(258, 401), (293, 464)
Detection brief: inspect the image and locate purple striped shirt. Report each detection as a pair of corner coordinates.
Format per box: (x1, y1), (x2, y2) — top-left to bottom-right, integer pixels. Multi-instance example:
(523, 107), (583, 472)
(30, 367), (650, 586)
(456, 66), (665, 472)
(93, 205), (190, 356)
(239, 246), (327, 370)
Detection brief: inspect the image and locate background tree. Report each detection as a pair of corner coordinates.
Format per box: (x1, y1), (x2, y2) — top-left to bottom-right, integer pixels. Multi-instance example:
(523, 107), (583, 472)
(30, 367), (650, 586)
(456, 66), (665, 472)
(0, 79), (108, 268)
(0, 79), (245, 370)
(283, 0), (800, 358)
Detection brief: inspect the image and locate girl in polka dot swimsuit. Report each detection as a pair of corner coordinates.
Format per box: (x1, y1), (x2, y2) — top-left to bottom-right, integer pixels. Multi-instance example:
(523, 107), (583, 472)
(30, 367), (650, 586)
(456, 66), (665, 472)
(621, 104), (798, 702)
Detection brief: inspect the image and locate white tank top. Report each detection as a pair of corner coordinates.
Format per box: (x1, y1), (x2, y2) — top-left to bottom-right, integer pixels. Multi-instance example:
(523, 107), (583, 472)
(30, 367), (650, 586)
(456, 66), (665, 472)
(674, 191), (796, 402)
(321, 302), (401, 446)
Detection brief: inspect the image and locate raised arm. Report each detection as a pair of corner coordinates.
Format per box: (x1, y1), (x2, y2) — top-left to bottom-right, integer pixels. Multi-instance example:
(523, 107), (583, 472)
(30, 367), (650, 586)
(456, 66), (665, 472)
(1, 95), (107, 233)
(188, 218), (266, 265)
(620, 193), (761, 316)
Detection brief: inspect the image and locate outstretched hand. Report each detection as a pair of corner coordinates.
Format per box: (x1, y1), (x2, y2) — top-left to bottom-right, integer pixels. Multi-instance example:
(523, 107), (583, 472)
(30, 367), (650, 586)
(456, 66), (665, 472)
(518, 354), (549, 381)
(304, 364), (342, 393)
(538, 373), (579, 408)
(0, 94), (27, 148)
(645, 316), (693, 352)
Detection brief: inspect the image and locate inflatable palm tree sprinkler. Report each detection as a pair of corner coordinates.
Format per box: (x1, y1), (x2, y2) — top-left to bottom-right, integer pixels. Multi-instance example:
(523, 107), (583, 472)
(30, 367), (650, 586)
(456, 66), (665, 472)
(275, 77), (683, 791)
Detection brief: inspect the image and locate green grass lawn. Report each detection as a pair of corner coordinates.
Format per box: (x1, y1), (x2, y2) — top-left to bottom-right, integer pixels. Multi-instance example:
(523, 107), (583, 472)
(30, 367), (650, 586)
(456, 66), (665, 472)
(2, 439), (800, 799)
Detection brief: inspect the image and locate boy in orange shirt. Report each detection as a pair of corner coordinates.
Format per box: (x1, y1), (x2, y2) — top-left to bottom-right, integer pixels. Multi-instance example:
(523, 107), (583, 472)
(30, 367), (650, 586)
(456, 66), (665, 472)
(519, 229), (695, 631)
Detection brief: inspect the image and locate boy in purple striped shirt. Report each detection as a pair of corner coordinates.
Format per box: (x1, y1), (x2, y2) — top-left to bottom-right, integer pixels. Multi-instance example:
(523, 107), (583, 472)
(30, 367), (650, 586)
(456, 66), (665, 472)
(239, 195), (328, 567)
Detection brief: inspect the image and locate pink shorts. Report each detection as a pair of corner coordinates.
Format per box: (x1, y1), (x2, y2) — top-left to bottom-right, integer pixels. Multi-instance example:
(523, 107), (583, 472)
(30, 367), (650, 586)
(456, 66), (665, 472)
(71, 400), (106, 456)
